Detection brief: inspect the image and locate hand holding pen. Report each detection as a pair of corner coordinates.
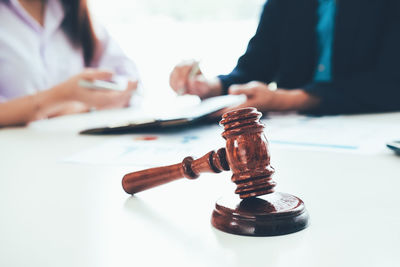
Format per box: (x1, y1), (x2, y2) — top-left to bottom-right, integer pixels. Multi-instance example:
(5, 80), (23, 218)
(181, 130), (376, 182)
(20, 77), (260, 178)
(169, 60), (222, 99)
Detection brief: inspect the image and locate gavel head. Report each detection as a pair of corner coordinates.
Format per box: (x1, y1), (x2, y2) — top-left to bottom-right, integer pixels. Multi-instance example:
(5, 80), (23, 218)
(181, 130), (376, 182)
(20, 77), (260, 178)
(220, 107), (276, 199)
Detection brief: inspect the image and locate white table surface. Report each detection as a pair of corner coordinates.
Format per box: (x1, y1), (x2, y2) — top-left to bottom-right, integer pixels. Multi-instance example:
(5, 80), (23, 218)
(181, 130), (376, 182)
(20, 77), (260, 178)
(0, 111), (399, 267)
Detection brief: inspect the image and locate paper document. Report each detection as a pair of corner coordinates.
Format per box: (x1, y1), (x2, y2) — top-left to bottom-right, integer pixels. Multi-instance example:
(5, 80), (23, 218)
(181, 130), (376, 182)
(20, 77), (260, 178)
(63, 127), (224, 167)
(63, 113), (400, 167)
(265, 114), (400, 154)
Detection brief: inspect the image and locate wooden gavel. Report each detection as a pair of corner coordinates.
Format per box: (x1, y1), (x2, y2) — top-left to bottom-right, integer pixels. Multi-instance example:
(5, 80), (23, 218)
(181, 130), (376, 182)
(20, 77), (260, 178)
(122, 107), (309, 237)
(122, 107), (276, 199)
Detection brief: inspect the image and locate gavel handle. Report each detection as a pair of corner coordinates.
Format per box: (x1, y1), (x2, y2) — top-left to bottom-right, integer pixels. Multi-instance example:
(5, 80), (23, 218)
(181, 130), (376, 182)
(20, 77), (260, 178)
(122, 148), (229, 195)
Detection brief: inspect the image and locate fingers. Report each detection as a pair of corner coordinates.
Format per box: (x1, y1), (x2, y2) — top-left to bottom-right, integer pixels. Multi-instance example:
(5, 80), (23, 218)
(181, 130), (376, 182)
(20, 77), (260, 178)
(126, 80), (138, 92)
(208, 90), (258, 119)
(54, 69), (136, 112)
(228, 81), (268, 97)
(227, 81), (277, 112)
(116, 80), (138, 107)
(169, 60), (201, 94)
(228, 84), (257, 97)
(80, 69), (114, 82)
(81, 90), (131, 110)
(221, 81), (268, 113)
(186, 75), (209, 97)
(48, 101), (90, 118)
(40, 101), (89, 119)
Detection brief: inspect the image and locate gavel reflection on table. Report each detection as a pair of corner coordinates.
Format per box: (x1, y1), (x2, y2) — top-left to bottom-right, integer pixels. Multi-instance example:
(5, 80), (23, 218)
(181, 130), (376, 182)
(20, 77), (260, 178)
(122, 108), (309, 236)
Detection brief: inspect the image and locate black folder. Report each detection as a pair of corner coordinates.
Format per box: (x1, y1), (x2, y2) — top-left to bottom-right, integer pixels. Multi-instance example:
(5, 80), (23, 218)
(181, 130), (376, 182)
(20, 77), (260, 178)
(79, 95), (246, 135)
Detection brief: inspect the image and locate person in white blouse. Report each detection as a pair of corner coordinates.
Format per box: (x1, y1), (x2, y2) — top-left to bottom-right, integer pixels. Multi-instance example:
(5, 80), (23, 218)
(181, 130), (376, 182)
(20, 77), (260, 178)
(0, 0), (140, 127)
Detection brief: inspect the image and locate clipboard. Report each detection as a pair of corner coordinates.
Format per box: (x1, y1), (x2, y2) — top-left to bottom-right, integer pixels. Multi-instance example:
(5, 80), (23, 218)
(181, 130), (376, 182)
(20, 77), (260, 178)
(79, 95), (246, 135)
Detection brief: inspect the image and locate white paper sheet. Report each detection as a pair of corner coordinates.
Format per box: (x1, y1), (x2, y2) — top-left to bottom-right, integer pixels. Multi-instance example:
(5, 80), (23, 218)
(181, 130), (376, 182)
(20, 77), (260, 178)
(63, 128), (224, 167)
(265, 114), (400, 154)
(63, 113), (400, 167)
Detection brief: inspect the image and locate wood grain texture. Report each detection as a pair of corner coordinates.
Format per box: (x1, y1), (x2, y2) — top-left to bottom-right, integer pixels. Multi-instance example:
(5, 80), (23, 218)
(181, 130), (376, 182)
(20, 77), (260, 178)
(220, 108), (276, 199)
(122, 148), (229, 195)
(121, 107), (309, 236)
(213, 108), (309, 236)
(211, 192), (309, 236)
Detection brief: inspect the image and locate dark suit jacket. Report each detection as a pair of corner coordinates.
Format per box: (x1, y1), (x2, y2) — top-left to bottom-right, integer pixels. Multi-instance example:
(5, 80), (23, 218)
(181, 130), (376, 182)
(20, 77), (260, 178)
(218, 0), (400, 114)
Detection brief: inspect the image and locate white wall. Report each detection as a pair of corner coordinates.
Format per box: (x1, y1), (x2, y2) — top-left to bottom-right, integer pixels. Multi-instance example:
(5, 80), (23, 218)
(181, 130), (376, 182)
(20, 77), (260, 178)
(89, 0), (265, 99)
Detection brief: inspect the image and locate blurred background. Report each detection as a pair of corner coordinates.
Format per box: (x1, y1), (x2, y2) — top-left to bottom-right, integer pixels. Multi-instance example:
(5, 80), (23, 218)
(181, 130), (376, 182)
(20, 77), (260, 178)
(88, 0), (265, 100)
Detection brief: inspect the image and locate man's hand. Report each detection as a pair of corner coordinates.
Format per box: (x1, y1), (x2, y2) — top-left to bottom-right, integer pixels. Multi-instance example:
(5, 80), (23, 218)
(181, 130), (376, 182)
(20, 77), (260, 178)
(169, 60), (222, 99)
(217, 81), (320, 114)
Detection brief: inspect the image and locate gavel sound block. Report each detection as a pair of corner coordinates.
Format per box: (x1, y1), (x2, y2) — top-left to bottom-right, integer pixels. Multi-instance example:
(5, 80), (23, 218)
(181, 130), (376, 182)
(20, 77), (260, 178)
(122, 108), (309, 236)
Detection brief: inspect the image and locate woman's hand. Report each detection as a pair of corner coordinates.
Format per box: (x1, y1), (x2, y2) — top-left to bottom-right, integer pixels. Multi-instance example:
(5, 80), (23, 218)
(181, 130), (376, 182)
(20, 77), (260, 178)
(169, 60), (222, 99)
(40, 101), (90, 119)
(53, 69), (137, 110)
(217, 81), (320, 114)
(0, 69), (138, 127)
(33, 69), (138, 120)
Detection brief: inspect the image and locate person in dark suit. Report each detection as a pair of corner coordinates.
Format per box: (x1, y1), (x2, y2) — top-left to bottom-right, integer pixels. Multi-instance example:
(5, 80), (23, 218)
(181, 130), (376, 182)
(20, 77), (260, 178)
(170, 0), (400, 114)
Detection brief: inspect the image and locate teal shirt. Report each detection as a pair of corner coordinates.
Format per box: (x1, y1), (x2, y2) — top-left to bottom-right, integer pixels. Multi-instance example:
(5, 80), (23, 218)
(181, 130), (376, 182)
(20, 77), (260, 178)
(314, 0), (337, 82)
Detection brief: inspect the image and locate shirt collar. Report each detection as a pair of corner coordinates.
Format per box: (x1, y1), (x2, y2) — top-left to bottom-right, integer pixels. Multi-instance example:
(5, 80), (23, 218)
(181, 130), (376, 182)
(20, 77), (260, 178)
(8, 0), (65, 36)
(45, 0), (65, 35)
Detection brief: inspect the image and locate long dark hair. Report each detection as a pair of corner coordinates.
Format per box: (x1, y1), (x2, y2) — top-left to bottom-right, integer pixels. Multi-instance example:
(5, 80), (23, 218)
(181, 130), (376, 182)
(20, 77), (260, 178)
(60, 0), (98, 66)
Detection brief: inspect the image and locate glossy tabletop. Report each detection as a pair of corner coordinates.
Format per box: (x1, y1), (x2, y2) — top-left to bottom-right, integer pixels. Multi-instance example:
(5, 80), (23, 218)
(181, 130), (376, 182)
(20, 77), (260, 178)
(0, 110), (399, 267)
